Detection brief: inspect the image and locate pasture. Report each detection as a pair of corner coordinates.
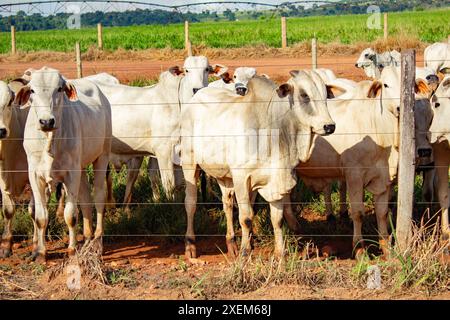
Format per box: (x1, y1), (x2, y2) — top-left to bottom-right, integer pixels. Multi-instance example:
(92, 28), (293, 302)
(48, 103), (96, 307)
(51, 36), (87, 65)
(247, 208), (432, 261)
(0, 7), (449, 301)
(0, 9), (449, 53)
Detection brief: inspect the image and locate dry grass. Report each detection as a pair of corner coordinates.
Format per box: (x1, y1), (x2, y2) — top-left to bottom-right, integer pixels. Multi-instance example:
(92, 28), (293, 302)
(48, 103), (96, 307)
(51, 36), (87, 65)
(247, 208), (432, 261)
(0, 35), (427, 63)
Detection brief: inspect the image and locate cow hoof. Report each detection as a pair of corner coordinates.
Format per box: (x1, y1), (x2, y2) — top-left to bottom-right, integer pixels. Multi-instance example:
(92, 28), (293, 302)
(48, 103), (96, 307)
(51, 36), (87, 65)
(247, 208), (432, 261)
(67, 247), (76, 256)
(30, 251), (46, 264)
(0, 247), (12, 258)
(354, 247), (367, 261)
(226, 239), (239, 258)
(185, 242), (197, 260)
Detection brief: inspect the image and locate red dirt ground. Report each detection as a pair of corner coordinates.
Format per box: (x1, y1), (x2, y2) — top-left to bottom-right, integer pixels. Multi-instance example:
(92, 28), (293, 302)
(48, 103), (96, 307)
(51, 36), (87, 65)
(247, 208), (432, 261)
(0, 54), (427, 84)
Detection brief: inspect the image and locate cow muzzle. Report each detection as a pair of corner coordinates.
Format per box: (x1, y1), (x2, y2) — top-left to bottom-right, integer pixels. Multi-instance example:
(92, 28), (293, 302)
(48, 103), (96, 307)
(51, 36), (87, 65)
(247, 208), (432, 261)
(417, 147), (432, 158)
(235, 84), (247, 96)
(0, 128), (7, 139)
(323, 124), (336, 135)
(39, 118), (56, 132)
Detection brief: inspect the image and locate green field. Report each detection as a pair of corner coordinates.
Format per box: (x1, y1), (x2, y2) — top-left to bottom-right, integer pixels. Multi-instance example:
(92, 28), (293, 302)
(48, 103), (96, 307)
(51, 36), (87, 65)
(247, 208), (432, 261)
(0, 8), (449, 54)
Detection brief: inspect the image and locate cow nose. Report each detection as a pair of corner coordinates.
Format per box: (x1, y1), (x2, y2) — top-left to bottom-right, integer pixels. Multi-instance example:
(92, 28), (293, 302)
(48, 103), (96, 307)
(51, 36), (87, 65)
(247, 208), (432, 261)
(193, 88), (201, 94)
(39, 118), (55, 131)
(418, 148), (432, 158)
(236, 87), (247, 96)
(323, 124), (336, 135)
(426, 74), (439, 84)
(0, 128), (7, 139)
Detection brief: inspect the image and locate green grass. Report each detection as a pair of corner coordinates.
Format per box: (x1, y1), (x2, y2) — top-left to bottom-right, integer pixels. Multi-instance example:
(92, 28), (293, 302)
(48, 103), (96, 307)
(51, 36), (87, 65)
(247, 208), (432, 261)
(0, 9), (448, 54)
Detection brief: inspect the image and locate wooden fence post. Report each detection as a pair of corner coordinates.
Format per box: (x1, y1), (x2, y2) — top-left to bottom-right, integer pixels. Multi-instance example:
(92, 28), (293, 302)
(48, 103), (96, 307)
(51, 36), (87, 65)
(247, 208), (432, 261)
(184, 20), (190, 52)
(448, 34), (450, 43)
(396, 49), (416, 251)
(75, 42), (83, 78)
(384, 13), (388, 40)
(97, 23), (103, 50)
(186, 40), (193, 57)
(11, 26), (16, 55)
(281, 16), (287, 48)
(311, 37), (317, 69)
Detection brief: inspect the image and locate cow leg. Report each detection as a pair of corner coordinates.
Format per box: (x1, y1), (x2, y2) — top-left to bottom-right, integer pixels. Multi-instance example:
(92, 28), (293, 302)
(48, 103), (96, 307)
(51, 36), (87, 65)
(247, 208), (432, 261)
(374, 189), (391, 257)
(106, 163), (116, 210)
(156, 153), (175, 201)
(270, 199), (285, 258)
(0, 194), (15, 258)
(62, 172), (81, 256)
(78, 171), (93, 243)
(148, 157), (161, 202)
(218, 182), (238, 257)
(346, 178), (365, 258)
(183, 164), (200, 259)
(123, 156), (144, 215)
(28, 171), (49, 263)
(435, 156), (449, 243)
(234, 182), (254, 256)
(93, 155), (109, 246)
(338, 180), (349, 219)
(28, 196), (38, 253)
(283, 194), (301, 233)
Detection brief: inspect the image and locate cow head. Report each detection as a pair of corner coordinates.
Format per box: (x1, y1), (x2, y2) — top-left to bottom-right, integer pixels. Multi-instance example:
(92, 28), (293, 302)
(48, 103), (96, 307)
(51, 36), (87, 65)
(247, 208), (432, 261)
(169, 56), (227, 97)
(233, 67), (257, 96)
(416, 67), (440, 92)
(414, 96), (434, 164)
(367, 65), (401, 116)
(277, 70), (335, 136)
(355, 48), (378, 78)
(0, 81), (15, 139)
(13, 67), (77, 132)
(429, 77), (450, 145)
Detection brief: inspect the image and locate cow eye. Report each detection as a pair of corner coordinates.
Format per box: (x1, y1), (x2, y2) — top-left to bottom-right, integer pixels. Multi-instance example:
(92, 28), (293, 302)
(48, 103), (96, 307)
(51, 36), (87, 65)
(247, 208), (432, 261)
(57, 87), (63, 92)
(364, 54), (369, 58)
(435, 103), (440, 108)
(384, 84), (389, 88)
(233, 75), (236, 79)
(185, 69), (189, 73)
(300, 93), (310, 102)
(30, 89), (35, 94)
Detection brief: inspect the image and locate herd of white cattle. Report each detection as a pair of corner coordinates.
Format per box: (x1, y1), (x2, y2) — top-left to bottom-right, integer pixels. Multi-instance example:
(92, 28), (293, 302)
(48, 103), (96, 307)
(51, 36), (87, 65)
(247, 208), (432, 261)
(0, 41), (448, 263)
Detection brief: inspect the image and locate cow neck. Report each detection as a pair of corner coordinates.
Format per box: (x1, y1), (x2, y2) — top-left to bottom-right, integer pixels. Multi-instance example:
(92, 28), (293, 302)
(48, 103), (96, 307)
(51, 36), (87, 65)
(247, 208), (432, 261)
(376, 89), (399, 149)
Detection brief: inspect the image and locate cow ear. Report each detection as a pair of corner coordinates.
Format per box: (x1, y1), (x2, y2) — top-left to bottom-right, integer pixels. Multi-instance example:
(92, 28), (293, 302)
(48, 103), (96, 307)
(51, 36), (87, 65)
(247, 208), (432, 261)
(441, 77), (450, 89)
(367, 81), (382, 98)
(414, 79), (432, 98)
(220, 72), (233, 84)
(326, 84), (346, 99)
(277, 83), (293, 98)
(169, 66), (183, 76)
(289, 70), (300, 78)
(64, 82), (78, 101)
(13, 86), (31, 107)
(209, 64), (228, 77)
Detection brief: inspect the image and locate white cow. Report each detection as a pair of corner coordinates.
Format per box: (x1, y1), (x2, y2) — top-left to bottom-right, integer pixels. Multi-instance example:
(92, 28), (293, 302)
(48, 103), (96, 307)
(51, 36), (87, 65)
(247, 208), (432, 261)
(89, 56), (226, 201)
(0, 80), (30, 258)
(296, 66), (433, 255)
(424, 42), (450, 74)
(429, 77), (450, 242)
(83, 72), (120, 85)
(181, 71), (336, 259)
(14, 67), (112, 262)
(355, 48), (401, 78)
(209, 67), (256, 95)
